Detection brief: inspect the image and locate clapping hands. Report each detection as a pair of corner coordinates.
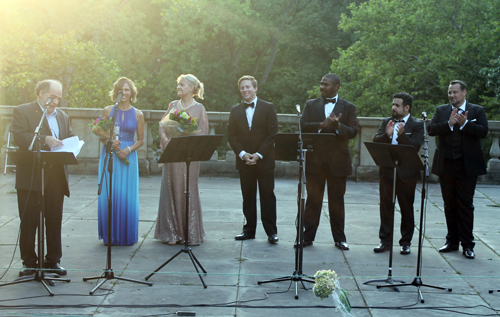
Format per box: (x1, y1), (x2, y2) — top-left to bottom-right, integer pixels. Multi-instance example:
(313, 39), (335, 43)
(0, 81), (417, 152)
(449, 108), (468, 126)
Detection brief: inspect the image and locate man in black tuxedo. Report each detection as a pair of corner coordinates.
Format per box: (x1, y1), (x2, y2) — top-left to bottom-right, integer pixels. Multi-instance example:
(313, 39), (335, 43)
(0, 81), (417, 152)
(373, 92), (424, 255)
(11, 79), (74, 276)
(429, 80), (488, 259)
(228, 75), (279, 244)
(300, 73), (358, 250)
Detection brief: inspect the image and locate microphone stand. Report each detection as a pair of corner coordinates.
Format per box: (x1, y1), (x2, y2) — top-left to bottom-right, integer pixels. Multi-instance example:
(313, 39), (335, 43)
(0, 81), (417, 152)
(83, 93), (153, 294)
(0, 99), (71, 296)
(377, 113), (452, 302)
(258, 105), (315, 299)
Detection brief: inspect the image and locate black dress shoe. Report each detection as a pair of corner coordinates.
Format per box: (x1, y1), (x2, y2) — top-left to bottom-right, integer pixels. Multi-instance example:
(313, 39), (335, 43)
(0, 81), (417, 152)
(400, 245), (411, 255)
(19, 265), (36, 277)
(373, 243), (390, 253)
(335, 242), (349, 250)
(463, 248), (475, 259)
(44, 263), (67, 275)
(294, 240), (313, 248)
(439, 243), (459, 253)
(268, 234), (279, 244)
(234, 232), (255, 240)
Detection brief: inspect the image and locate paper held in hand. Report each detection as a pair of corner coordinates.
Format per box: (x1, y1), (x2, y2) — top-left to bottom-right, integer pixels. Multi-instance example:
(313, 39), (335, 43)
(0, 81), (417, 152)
(46, 136), (85, 157)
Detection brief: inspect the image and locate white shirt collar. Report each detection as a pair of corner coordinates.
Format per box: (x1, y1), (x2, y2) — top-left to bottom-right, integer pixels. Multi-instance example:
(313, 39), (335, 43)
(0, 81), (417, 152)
(401, 113), (410, 123)
(452, 100), (466, 113)
(245, 96), (258, 106)
(325, 94), (338, 104)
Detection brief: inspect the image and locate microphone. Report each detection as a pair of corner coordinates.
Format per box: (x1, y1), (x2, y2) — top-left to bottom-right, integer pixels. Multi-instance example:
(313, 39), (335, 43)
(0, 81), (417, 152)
(295, 104), (301, 113)
(114, 92), (123, 107)
(44, 97), (52, 107)
(421, 111), (427, 119)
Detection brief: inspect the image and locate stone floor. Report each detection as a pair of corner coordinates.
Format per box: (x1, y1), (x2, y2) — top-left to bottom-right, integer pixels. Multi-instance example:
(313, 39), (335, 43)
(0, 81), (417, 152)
(0, 172), (499, 316)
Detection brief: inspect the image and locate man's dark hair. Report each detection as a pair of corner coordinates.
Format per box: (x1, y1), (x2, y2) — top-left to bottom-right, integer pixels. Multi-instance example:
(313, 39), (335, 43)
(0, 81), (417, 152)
(323, 73), (341, 86)
(449, 80), (467, 91)
(393, 91), (413, 112)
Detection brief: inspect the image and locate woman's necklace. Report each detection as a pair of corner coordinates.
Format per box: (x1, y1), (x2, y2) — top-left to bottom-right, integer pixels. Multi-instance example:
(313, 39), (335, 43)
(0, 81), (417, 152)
(179, 99), (196, 109)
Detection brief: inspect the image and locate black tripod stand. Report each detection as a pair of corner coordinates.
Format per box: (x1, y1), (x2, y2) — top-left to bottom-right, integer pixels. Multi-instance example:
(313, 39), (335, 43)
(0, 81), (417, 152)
(0, 151), (75, 295)
(257, 108), (336, 299)
(145, 134), (223, 288)
(83, 99), (153, 294)
(375, 120), (452, 302)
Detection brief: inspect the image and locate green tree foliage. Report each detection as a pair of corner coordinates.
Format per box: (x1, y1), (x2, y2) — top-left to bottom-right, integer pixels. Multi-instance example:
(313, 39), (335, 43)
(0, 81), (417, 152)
(0, 0), (359, 112)
(329, 0), (500, 119)
(0, 0), (120, 106)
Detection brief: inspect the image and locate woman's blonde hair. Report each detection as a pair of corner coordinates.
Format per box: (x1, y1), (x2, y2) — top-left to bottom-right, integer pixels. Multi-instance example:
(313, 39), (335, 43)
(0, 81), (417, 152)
(177, 74), (204, 100)
(109, 77), (138, 103)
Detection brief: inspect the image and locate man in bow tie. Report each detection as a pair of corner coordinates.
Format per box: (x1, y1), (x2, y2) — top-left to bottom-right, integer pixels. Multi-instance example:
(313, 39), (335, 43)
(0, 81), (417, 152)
(429, 80), (488, 259)
(373, 92), (424, 255)
(228, 75), (279, 244)
(300, 73), (358, 250)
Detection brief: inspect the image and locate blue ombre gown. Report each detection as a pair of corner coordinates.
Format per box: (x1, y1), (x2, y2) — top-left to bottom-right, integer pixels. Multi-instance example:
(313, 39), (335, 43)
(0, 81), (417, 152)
(98, 107), (139, 246)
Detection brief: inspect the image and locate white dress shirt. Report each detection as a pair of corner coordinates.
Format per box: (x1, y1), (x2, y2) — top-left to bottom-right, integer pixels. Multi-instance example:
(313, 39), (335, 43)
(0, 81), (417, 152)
(391, 113), (410, 145)
(449, 100), (468, 131)
(319, 95), (338, 133)
(239, 97), (263, 160)
(38, 100), (59, 139)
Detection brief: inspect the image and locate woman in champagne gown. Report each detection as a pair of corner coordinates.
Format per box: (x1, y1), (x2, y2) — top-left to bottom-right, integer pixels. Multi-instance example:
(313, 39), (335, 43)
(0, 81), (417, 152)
(154, 74), (209, 245)
(98, 77), (144, 246)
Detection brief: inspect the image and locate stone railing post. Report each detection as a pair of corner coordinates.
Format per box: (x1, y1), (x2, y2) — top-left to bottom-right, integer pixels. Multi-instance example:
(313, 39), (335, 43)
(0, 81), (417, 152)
(486, 121), (500, 184)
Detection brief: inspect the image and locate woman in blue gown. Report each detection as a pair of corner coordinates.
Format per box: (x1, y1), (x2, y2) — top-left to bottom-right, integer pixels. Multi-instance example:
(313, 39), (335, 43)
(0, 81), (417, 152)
(97, 77), (145, 246)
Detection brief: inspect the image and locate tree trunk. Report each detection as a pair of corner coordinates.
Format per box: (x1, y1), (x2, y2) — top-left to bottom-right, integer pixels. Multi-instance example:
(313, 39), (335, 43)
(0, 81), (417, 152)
(252, 40), (272, 75)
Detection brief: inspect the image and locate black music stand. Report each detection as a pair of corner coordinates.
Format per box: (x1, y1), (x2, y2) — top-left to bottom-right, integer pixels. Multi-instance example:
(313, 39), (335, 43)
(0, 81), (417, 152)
(379, 121), (452, 302)
(363, 142), (422, 291)
(145, 134), (223, 288)
(0, 151), (76, 296)
(258, 132), (336, 299)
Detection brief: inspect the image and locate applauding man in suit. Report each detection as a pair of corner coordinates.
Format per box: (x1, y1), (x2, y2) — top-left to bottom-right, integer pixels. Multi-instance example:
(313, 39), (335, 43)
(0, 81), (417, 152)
(429, 80), (488, 259)
(373, 92), (424, 255)
(228, 75), (279, 244)
(11, 79), (74, 276)
(300, 73), (358, 250)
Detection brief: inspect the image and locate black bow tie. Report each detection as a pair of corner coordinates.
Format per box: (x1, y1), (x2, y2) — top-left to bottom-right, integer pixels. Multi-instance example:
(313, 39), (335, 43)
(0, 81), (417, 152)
(244, 102), (254, 109)
(325, 98), (336, 103)
(393, 119), (404, 123)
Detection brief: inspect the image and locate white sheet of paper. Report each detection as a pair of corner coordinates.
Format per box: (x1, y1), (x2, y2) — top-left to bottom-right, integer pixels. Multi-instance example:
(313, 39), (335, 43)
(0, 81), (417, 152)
(46, 136), (85, 157)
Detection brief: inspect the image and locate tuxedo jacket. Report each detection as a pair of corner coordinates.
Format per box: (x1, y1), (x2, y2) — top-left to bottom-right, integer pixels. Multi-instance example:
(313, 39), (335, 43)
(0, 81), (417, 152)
(373, 116), (424, 183)
(428, 102), (488, 177)
(227, 98), (278, 171)
(11, 101), (74, 196)
(300, 97), (358, 176)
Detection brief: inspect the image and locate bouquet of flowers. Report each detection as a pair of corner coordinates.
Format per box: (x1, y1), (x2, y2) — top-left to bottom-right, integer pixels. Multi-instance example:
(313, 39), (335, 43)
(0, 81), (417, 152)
(313, 270), (353, 316)
(88, 116), (129, 165)
(160, 109), (200, 137)
(88, 116), (112, 139)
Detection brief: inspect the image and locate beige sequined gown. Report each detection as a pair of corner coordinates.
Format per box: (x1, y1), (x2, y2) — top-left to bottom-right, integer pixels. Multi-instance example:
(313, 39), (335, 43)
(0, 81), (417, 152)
(154, 101), (209, 245)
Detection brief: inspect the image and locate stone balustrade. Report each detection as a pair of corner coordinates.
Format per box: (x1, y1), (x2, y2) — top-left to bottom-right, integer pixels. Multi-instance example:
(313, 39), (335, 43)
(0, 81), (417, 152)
(1, 106), (499, 184)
